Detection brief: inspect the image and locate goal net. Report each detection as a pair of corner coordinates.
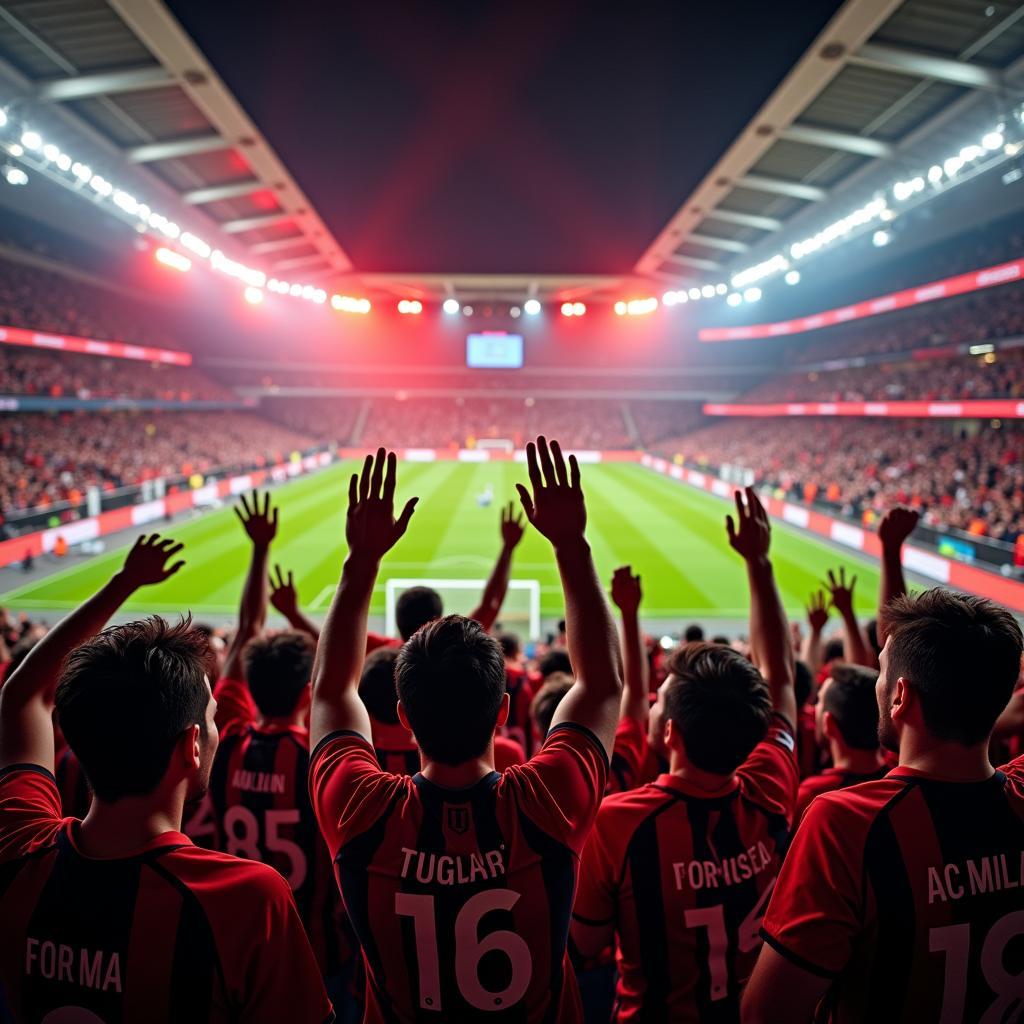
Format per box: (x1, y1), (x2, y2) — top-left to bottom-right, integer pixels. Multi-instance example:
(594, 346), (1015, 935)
(384, 578), (541, 639)
(474, 438), (514, 453)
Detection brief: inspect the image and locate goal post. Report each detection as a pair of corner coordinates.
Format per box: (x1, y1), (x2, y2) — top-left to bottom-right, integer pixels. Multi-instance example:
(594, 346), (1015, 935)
(384, 578), (542, 640)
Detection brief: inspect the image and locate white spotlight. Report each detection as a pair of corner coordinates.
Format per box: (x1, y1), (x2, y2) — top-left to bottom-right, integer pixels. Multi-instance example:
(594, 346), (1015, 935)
(784, 270), (800, 285)
(872, 230), (890, 247)
(523, 298), (541, 316)
(443, 298), (460, 315)
(3, 165), (28, 187)
(701, 284), (715, 299)
(726, 292), (743, 307)
(743, 287), (761, 302)
(715, 283), (728, 295)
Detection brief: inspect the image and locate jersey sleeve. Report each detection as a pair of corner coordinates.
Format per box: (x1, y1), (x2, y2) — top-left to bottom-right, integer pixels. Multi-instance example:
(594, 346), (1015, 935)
(308, 730), (408, 860)
(759, 791), (865, 978)
(501, 723), (608, 853)
(572, 802), (620, 926)
(736, 713), (799, 824)
(607, 716), (648, 795)
(0, 764), (64, 863)
(213, 676), (256, 736)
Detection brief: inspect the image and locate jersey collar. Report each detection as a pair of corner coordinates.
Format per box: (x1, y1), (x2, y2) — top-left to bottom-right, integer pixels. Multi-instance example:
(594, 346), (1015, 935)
(653, 772), (739, 800)
(62, 821), (192, 860)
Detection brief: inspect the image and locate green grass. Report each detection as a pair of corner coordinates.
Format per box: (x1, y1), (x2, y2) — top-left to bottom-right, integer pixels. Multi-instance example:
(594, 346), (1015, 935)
(0, 461), (881, 626)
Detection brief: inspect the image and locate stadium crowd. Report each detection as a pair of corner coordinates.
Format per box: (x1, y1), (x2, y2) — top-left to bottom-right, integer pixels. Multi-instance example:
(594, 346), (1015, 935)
(0, 254), (182, 351)
(0, 346), (232, 402)
(743, 347), (1024, 403)
(0, 440), (1021, 1024)
(671, 417), (1024, 541)
(0, 411), (314, 514)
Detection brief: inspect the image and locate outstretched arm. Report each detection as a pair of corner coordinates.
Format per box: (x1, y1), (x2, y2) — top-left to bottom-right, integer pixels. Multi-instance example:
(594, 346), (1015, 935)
(611, 566), (647, 724)
(516, 437), (622, 757)
(310, 450), (418, 748)
(223, 490), (279, 681)
(726, 488), (797, 726)
(469, 502), (525, 632)
(877, 506), (919, 646)
(0, 535), (184, 772)
(269, 565), (319, 641)
(801, 589), (829, 674)
(825, 567), (876, 669)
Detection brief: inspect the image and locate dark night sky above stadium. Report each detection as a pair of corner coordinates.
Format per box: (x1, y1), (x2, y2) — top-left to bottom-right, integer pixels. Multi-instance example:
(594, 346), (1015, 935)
(167, 0), (844, 275)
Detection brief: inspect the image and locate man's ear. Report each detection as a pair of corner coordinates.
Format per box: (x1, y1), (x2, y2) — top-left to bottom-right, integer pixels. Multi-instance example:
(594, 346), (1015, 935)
(822, 710), (840, 742)
(890, 677), (910, 724)
(397, 701), (411, 733)
(665, 717), (683, 755)
(178, 723), (202, 774)
(495, 692), (511, 728)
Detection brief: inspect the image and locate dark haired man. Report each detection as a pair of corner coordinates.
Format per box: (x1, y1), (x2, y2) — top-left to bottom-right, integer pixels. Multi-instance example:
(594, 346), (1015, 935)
(573, 488), (798, 1021)
(745, 587), (1024, 1022)
(0, 534), (330, 1022)
(210, 493), (347, 979)
(795, 663), (884, 820)
(309, 440), (621, 1020)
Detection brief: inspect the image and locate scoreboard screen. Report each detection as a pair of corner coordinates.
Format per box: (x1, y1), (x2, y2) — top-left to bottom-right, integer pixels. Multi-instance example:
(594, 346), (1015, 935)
(466, 332), (524, 369)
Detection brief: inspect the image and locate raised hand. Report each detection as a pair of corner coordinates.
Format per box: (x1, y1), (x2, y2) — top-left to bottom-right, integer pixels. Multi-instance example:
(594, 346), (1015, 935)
(516, 436), (586, 547)
(234, 490), (279, 548)
(878, 506), (920, 550)
(269, 564), (299, 618)
(825, 567), (857, 616)
(807, 589), (830, 632)
(726, 487), (771, 562)
(500, 501), (526, 549)
(611, 566), (642, 615)
(347, 448), (418, 561)
(118, 533), (185, 588)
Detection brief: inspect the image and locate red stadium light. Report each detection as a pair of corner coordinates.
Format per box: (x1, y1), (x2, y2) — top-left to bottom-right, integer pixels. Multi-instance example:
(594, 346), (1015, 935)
(397, 299), (423, 315)
(154, 247), (191, 273)
(331, 294), (371, 314)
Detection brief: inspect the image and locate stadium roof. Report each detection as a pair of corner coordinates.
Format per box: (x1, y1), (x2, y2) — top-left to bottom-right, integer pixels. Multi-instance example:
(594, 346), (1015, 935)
(0, 0), (351, 280)
(636, 0), (1024, 290)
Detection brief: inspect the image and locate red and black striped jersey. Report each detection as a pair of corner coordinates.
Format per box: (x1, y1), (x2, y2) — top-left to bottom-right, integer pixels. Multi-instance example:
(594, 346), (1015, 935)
(0, 763), (333, 1024)
(209, 678), (348, 976)
(500, 665), (538, 758)
(794, 765), (887, 822)
(607, 717), (649, 796)
(761, 756), (1024, 1023)
(310, 722), (608, 1022)
(371, 720), (422, 777)
(54, 748), (90, 820)
(574, 716), (798, 1022)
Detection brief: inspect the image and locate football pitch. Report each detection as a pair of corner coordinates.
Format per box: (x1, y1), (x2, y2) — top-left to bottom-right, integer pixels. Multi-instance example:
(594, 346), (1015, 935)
(0, 460), (882, 629)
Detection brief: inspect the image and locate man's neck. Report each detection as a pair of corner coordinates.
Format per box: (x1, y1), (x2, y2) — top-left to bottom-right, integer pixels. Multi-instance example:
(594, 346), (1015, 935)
(421, 750), (496, 789)
(829, 741), (884, 775)
(76, 789), (185, 858)
(668, 752), (735, 792)
(898, 733), (994, 781)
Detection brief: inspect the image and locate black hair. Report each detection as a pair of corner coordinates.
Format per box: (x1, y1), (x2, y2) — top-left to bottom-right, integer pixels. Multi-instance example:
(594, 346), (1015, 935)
(395, 615), (506, 765)
(243, 631), (314, 718)
(663, 641), (772, 775)
(823, 637), (845, 663)
(538, 649), (572, 679)
(497, 632), (521, 660)
(396, 586), (443, 641)
(885, 589), (1022, 745)
(358, 646), (400, 725)
(530, 672), (574, 738)
(684, 624), (705, 643)
(55, 616), (213, 802)
(823, 663), (879, 750)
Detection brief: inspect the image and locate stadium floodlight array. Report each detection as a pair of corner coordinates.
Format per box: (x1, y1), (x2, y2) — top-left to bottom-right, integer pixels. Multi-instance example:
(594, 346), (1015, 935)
(560, 302), (586, 317)
(613, 297), (659, 316)
(0, 103), (374, 315)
